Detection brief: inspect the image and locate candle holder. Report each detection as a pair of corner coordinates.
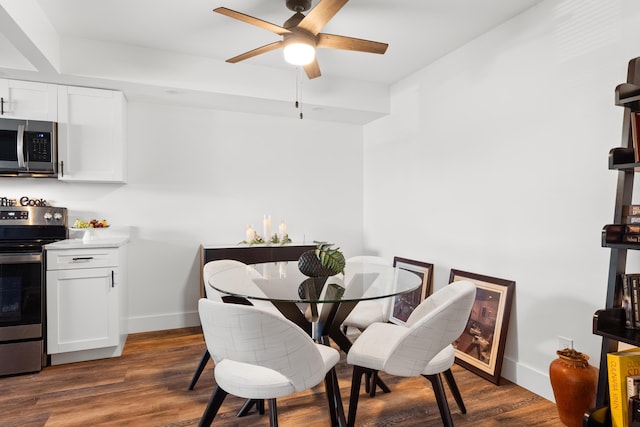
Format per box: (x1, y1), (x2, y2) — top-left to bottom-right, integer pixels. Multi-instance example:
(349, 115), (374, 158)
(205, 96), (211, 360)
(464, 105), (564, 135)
(240, 219), (291, 246)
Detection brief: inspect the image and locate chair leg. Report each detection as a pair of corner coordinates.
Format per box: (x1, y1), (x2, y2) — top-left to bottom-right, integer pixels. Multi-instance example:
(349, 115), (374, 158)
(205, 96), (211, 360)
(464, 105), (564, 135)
(268, 399), (278, 427)
(192, 350), (265, 419)
(324, 367), (346, 426)
(324, 369), (338, 425)
(423, 373), (454, 427)
(368, 372), (376, 397)
(331, 368), (346, 426)
(198, 385), (228, 427)
(237, 399), (265, 417)
(443, 368), (466, 414)
(369, 371), (391, 397)
(347, 365), (369, 427)
(188, 349), (211, 390)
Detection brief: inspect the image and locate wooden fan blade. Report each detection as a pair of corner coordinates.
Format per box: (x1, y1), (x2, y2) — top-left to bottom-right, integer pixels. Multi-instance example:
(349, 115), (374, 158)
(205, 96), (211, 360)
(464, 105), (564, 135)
(304, 59), (321, 79)
(226, 41), (283, 63)
(214, 7), (291, 35)
(317, 33), (388, 54)
(297, 0), (348, 35)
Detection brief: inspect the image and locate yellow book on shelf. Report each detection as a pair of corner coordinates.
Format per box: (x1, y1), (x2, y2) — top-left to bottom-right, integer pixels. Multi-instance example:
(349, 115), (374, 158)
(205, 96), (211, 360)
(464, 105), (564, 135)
(608, 348), (640, 427)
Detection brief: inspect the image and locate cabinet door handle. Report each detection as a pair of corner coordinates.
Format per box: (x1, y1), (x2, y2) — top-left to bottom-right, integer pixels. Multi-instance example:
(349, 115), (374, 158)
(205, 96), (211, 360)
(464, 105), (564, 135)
(111, 270), (115, 288)
(72, 256), (94, 261)
(1, 97), (4, 115)
(60, 160), (64, 177)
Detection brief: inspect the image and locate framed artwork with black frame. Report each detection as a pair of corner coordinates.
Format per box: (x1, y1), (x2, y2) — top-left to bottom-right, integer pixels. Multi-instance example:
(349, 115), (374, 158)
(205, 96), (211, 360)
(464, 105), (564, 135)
(449, 269), (515, 385)
(389, 257), (434, 325)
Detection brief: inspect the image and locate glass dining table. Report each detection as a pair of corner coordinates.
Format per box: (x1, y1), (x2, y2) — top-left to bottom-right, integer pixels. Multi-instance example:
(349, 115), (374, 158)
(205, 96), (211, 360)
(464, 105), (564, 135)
(207, 259), (422, 353)
(207, 259), (422, 426)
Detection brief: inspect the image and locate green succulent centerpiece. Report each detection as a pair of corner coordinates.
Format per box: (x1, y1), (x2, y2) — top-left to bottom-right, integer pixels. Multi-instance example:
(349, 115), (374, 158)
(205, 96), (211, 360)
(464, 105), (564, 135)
(298, 241), (345, 277)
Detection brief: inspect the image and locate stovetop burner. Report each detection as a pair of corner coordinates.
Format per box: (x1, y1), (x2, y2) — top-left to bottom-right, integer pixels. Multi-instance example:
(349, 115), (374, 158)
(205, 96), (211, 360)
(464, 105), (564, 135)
(0, 205), (68, 247)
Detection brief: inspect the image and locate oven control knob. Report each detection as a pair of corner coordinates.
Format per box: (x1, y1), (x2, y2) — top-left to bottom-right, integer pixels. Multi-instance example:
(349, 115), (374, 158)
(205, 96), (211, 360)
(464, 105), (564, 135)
(53, 212), (63, 221)
(43, 212), (53, 221)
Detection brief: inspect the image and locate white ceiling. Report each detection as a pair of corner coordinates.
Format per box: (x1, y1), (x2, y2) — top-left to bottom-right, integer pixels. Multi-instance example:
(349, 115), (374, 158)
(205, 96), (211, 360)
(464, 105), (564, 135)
(0, 0), (543, 123)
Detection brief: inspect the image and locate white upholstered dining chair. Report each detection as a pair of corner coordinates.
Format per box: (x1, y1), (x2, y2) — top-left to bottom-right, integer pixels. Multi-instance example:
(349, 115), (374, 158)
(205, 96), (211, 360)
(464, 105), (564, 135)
(346, 280), (476, 427)
(197, 298), (344, 426)
(189, 260), (281, 392)
(341, 255), (392, 333)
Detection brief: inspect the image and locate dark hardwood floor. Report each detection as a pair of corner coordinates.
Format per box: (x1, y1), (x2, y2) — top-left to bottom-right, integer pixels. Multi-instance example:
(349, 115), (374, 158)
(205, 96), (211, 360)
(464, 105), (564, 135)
(1, 327), (562, 426)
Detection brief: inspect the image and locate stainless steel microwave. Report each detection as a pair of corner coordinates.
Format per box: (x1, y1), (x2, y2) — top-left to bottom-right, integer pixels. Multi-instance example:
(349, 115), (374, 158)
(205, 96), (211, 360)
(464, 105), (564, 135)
(0, 118), (57, 177)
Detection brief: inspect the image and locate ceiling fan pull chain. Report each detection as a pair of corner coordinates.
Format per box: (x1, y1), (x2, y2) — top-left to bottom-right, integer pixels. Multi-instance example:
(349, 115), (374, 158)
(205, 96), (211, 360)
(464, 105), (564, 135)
(295, 67), (303, 119)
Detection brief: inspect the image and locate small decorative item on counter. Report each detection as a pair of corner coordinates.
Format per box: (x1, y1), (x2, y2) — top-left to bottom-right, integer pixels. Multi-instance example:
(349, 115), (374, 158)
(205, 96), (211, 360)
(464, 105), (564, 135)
(549, 347), (598, 427)
(72, 218), (109, 228)
(298, 241), (345, 277)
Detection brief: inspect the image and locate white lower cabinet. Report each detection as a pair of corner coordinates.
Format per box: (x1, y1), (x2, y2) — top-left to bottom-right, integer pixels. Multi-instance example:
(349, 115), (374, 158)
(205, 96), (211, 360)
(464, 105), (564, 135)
(46, 245), (127, 364)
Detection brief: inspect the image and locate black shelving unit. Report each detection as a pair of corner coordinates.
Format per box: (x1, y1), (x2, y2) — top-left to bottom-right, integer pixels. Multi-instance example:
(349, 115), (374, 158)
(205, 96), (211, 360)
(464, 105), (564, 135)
(586, 57), (640, 426)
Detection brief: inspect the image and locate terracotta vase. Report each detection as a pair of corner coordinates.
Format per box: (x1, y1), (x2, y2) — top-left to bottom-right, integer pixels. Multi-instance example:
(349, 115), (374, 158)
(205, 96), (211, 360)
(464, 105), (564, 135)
(549, 348), (598, 427)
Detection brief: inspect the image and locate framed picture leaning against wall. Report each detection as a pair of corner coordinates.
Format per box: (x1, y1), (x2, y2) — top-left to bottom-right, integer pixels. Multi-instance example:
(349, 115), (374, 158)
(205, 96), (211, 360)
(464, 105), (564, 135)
(449, 269), (515, 385)
(389, 257), (434, 325)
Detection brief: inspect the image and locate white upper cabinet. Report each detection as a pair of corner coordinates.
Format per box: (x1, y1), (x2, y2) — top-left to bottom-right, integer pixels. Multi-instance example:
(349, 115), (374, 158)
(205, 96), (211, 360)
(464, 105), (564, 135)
(0, 79), (58, 121)
(57, 86), (127, 183)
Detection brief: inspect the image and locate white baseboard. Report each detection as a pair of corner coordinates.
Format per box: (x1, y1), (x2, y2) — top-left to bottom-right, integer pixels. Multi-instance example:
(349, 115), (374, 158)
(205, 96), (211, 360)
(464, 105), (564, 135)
(127, 310), (200, 334)
(500, 356), (554, 402)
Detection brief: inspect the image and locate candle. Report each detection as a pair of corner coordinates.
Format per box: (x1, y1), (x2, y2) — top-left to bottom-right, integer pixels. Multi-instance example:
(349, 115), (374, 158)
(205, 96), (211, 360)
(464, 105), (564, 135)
(245, 225), (255, 243)
(263, 214), (271, 241)
(278, 220), (287, 240)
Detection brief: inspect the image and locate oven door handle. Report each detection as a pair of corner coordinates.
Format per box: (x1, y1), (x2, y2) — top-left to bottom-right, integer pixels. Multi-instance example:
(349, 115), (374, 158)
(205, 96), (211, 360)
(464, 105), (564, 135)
(0, 252), (42, 264)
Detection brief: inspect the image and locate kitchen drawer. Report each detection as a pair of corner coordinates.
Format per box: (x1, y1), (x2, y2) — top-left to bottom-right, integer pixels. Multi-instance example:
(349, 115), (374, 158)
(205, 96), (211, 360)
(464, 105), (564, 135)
(47, 248), (119, 270)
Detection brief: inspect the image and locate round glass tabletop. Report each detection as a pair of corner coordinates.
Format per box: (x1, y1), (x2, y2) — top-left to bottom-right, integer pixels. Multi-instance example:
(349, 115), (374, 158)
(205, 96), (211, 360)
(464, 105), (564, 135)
(208, 260), (422, 304)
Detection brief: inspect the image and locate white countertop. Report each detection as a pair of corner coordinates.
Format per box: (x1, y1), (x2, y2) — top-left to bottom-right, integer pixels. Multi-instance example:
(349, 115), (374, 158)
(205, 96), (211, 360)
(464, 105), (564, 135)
(46, 236), (129, 250)
(45, 226), (130, 250)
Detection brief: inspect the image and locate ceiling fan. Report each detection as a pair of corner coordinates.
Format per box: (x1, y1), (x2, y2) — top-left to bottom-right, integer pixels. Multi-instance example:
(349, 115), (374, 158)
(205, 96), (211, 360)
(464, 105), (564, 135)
(214, 0), (388, 79)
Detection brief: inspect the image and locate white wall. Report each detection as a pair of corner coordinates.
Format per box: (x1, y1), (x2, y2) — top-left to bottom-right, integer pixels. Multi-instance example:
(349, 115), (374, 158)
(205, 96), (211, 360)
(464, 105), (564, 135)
(363, 0), (640, 400)
(4, 101), (365, 332)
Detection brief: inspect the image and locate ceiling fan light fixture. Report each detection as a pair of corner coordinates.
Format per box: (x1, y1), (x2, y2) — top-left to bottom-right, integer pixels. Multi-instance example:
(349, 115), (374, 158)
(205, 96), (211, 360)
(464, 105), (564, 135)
(283, 31), (316, 65)
(283, 42), (315, 65)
